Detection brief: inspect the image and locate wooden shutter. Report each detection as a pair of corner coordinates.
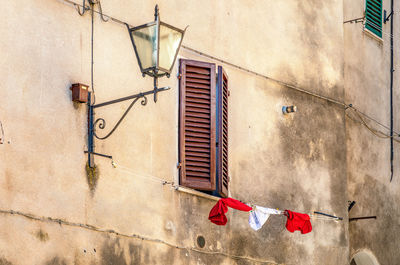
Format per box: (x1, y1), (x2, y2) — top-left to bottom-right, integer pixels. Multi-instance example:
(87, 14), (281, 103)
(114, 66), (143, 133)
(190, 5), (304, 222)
(217, 66), (229, 197)
(179, 59), (216, 190)
(365, 0), (382, 38)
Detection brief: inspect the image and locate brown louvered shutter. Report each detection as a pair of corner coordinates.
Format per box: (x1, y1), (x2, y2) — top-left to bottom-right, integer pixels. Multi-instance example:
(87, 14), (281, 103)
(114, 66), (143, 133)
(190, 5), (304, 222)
(217, 66), (229, 197)
(179, 59), (216, 190)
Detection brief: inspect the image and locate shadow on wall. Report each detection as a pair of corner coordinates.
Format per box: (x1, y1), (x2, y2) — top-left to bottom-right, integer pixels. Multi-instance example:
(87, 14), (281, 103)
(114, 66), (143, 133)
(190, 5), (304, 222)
(351, 250), (380, 265)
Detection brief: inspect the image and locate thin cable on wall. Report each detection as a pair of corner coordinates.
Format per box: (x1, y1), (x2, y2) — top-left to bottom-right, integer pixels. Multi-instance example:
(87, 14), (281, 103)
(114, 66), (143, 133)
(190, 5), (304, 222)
(59, 0), (400, 142)
(75, 0), (89, 16)
(346, 106), (400, 142)
(68, 0), (400, 45)
(90, 2), (95, 104)
(74, 0), (107, 104)
(349, 19), (400, 52)
(363, 19), (400, 41)
(182, 45), (400, 137)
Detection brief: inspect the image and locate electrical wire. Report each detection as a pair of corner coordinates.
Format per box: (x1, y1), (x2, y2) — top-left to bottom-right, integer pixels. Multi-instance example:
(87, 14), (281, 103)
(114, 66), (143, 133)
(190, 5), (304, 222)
(389, 0), (394, 182)
(346, 107), (400, 143)
(60, 0), (129, 25)
(349, 18), (400, 45)
(97, 1), (109, 22)
(90, 2), (96, 104)
(181, 45), (347, 108)
(59, 1), (400, 146)
(75, 0), (88, 16)
(56, 0), (369, 105)
(67, 0), (400, 46)
(62, 0), (397, 128)
(355, 108), (400, 135)
(363, 19), (400, 41)
(183, 44), (400, 138)
(348, 108), (392, 139)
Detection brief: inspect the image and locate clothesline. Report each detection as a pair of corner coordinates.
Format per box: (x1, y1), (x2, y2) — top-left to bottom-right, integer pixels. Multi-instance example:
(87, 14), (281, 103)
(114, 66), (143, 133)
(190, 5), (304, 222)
(246, 203), (342, 221)
(116, 164), (343, 222)
(115, 162), (342, 232)
(209, 198), (343, 234)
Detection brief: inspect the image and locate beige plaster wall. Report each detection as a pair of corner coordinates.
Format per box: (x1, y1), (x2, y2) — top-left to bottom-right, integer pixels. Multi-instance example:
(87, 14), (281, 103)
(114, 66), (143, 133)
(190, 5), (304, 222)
(0, 0), (347, 264)
(344, 0), (400, 264)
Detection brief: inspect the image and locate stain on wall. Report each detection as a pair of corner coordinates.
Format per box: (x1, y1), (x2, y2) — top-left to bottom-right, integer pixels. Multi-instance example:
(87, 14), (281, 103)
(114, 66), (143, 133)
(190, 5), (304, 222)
(0, 257), (13, 265)
(0, 0), (350, 264)
(100, 238), (130, 265)
(86, 163), (99, 195)
(44, 257), (67, 265)
(35, 229), (50, 242)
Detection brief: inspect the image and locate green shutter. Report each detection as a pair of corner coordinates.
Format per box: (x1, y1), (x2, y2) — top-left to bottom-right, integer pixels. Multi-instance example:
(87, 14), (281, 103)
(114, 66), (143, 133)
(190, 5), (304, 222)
(365, 0), (382, 38)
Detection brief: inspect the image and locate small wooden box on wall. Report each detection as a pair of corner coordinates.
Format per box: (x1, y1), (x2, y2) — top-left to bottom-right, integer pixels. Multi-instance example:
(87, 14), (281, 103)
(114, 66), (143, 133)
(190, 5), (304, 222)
(70, 83), (89, 103)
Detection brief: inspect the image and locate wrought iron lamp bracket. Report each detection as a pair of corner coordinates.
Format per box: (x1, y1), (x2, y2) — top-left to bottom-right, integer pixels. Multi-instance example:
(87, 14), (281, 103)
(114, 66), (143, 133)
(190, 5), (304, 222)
(79, 4), (183, 168)
(86, 86), (170, 167)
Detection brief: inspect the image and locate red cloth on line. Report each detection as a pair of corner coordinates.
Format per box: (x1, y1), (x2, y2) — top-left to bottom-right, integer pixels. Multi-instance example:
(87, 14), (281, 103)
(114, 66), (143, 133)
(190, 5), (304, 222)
(208, 198), (252, 225)
(285, 210), (312, 234)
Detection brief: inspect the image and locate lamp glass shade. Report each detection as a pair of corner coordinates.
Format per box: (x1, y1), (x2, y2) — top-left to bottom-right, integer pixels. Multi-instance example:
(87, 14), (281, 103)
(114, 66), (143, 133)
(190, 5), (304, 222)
(131, 24), (158, 71)
(159, 23), (184, 72)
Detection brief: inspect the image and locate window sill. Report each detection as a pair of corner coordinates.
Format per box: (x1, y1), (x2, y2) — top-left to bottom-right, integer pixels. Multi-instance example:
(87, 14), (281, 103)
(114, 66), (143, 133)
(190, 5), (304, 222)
(363, 27), (383, 43)
(175, 185), (220, 201)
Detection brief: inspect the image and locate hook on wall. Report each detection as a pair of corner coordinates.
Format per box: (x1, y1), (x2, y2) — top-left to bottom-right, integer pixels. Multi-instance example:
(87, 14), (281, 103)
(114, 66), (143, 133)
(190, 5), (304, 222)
(75, 0), (109, 22)
(97, 1), (109, 22)
(75, 0), (90, 16)
(384, 10), (393, 24)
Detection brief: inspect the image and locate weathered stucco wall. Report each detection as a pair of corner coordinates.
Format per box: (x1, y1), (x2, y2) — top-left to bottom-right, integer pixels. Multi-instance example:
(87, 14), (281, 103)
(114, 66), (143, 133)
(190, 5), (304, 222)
(344, 0), (400, 264)
(0, 0), (348, 264)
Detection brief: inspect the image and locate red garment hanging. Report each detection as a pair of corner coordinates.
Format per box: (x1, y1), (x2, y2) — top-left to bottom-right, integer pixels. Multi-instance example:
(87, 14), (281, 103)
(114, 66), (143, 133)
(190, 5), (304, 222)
(285, 210), (312, 234)
(208, 198), (252, 225)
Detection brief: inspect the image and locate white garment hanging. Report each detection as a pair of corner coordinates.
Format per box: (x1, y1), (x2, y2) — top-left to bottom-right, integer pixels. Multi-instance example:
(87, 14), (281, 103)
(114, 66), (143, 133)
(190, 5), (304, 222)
(248, 206), (283, 231)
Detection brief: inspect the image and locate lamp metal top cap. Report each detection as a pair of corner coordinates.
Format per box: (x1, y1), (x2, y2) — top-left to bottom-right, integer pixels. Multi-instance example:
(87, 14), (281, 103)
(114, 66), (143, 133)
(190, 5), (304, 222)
(154, 5), (159, 21)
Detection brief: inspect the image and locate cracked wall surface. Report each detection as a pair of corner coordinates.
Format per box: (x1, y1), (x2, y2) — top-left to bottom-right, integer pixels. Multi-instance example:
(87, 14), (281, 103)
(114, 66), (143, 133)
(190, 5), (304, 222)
(0, 0), (350, 264)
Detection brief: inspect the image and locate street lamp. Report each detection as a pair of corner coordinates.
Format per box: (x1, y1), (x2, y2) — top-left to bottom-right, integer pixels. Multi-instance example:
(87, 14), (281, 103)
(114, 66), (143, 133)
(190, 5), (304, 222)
(126, 5), (186, 102)
(78, 5), (186, 168)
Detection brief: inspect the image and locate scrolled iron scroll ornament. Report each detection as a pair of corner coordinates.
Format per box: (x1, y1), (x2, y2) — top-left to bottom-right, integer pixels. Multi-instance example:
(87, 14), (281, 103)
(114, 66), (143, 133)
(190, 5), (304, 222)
(93, 94), (148, 140)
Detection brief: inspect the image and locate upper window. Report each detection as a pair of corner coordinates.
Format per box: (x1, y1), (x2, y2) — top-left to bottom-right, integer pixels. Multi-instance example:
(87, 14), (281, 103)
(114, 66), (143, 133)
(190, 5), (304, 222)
(178, 59), (229, 197)
(365, 0), (382, 38)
